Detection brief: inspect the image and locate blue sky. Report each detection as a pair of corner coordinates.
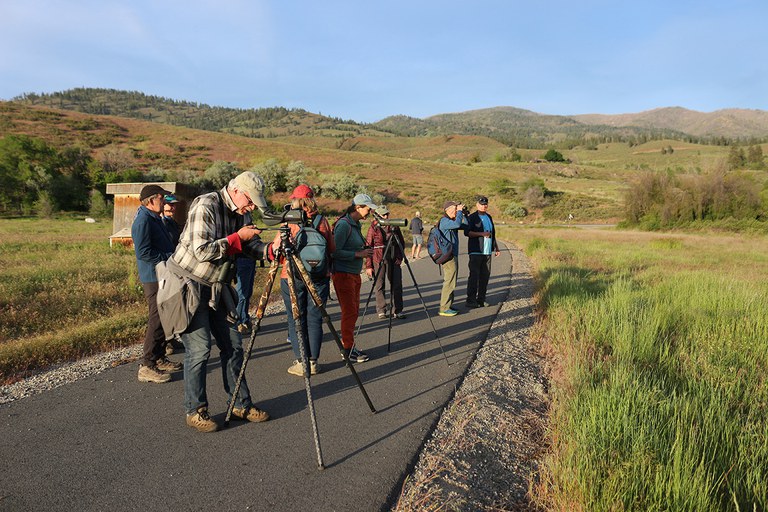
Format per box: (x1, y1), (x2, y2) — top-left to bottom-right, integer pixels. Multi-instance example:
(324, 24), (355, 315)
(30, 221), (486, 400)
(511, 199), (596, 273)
(1, 0), (766, 123)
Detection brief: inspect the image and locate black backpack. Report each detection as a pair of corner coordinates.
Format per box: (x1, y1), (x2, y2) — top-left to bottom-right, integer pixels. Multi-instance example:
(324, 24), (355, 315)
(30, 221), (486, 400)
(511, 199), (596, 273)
(426, 221), (454, 264)
(294, 215), (328, 280)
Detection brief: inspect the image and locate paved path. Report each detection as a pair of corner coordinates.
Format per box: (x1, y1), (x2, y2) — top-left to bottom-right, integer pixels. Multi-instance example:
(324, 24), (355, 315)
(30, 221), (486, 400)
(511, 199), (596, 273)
(1, 242), (513, 512)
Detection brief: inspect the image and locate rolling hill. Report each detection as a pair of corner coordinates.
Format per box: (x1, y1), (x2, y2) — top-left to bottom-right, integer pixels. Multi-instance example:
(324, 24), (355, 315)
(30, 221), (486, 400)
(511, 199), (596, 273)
(14, 88), (768, 148)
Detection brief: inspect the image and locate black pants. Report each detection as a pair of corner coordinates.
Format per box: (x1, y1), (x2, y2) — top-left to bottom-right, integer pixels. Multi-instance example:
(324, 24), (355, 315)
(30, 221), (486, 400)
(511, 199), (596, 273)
(373, 260), (403, 315)
(142, 281), (167, 366)
(466, 254), (491, 304)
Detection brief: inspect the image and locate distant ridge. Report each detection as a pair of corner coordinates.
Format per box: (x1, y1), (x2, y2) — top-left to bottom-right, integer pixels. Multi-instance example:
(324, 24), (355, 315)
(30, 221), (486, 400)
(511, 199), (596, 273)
(13, 88), (768, 146)
(573, 107), (768, 139)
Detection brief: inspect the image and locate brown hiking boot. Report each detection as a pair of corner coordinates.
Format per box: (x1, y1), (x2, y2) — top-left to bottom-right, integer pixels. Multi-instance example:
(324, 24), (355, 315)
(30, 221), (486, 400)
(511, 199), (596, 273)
(186, 407), (219, 433)
(155, 357), (183, 372)
(231, 405), (270, 423)
(138, 364), (171, 383)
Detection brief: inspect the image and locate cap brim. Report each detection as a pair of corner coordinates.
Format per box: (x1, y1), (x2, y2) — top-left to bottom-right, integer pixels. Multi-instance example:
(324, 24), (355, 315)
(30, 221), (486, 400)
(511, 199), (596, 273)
(251, 193), (269, 209)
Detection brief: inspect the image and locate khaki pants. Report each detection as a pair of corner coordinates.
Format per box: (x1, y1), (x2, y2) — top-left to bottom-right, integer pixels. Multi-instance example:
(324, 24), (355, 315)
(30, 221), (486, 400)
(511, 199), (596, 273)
(440, 257), (458, 312)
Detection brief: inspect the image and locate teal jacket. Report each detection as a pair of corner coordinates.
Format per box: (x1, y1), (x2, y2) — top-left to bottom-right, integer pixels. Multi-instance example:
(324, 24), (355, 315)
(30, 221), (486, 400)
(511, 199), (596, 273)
(332, 214), (367, 274)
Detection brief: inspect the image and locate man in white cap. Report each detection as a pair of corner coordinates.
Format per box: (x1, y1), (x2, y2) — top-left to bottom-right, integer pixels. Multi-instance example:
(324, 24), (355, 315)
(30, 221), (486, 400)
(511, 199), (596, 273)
(169, 171), (271, 432)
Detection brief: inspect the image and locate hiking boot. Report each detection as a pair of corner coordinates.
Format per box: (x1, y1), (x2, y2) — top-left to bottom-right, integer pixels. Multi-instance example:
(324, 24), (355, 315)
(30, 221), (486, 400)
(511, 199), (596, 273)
(438, 309), (459, 317)
(377, 312), (388, 319)
(155, 357), (183, 372)
(231, 405), (270, 423)
(287, 360), (307, 376)
(186, 407), (219, 433)
(138, 364), (171, 383)
(347, 347), (370, 363)
(393, 312), (407, 319)
(478, 301), (492, 307)
(310, 360), (320, 375)
(465, 300), (479, 309)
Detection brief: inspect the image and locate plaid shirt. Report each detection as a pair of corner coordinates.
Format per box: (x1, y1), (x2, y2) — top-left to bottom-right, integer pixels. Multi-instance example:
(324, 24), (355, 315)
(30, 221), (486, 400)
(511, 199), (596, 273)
(171, 187), (249, 284)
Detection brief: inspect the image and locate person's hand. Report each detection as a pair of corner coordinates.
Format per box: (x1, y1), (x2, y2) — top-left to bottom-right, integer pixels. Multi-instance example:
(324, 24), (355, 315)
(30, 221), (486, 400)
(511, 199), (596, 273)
(237, 225), (262, 241)
(457, 203), (464, 211)
(483, 231), (491, 238)
(356, 247), (373, 259)
(366, 268), (373, 278)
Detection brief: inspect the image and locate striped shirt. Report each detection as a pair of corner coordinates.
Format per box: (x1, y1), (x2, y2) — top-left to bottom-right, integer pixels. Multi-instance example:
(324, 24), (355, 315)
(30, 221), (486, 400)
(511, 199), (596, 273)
(171, 187), (248, 284)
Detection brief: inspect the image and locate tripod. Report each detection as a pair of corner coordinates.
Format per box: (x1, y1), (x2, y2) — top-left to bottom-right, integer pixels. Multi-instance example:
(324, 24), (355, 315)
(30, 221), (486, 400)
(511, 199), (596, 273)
(225, 223), (376, 470)
(358, 223), (450, 364)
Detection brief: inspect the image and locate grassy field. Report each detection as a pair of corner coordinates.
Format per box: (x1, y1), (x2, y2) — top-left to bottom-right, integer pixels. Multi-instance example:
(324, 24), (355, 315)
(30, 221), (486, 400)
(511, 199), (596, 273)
(500, 226), (768, 511)
(0, 216), (280, 383)
(0, 216), (146, 382)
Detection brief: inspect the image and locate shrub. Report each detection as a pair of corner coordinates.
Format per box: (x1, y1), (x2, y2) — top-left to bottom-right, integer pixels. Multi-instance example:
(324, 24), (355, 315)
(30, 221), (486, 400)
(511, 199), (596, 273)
(321, 173), (362, 199)
(284, 160), (309, 190)
(543, 148), (566, 162)
(250, 158), (284, 195)
(504, 202), (527, 218)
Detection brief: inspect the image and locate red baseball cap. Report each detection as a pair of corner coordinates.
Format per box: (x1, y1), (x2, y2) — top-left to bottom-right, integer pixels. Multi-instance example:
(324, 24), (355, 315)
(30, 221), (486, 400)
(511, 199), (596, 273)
(290, 184), (314, 199)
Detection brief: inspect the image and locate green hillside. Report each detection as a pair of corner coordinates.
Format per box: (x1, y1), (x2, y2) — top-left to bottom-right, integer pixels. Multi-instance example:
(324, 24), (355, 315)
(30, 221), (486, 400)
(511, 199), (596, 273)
(2, 100), (765, 228)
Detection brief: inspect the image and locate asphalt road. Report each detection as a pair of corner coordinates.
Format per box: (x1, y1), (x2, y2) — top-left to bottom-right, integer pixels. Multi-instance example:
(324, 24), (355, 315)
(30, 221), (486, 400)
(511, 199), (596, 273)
(1, 241), (513, 512)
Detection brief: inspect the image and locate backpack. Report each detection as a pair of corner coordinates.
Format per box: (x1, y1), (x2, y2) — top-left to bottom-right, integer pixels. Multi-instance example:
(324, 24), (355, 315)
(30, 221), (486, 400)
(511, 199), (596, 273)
(426, 220), (454, 264)
(294, 215), (328, 280)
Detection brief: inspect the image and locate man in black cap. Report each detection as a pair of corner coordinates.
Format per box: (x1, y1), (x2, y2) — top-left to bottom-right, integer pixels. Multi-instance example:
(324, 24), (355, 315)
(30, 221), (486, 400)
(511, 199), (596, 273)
(463, 195), (500, 308)
(132, 184), (182, 383)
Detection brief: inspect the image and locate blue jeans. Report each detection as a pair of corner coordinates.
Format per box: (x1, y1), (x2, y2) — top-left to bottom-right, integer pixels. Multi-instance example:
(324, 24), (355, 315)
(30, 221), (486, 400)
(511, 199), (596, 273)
(235, 257), (256, 325)
(280, 276), (330, 361)
(182, 285), (252, 414)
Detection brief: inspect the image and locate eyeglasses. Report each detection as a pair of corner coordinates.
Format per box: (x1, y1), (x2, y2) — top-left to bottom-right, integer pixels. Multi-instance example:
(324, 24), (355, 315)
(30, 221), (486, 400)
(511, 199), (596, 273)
(241, 190), (254, 207)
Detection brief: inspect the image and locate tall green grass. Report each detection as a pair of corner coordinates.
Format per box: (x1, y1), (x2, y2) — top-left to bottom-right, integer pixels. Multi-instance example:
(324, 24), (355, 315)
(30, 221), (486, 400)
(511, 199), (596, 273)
(507, 228), (768, 511)
(0, 217), (146, 381)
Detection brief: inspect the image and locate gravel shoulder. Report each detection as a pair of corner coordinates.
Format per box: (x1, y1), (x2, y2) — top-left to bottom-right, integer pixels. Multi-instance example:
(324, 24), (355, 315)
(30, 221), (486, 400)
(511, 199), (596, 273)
(392, 245), (549, 511)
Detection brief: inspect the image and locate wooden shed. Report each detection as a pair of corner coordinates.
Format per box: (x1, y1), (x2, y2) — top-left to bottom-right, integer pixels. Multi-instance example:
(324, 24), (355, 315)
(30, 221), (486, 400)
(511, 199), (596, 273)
(105, 182), (199, 248)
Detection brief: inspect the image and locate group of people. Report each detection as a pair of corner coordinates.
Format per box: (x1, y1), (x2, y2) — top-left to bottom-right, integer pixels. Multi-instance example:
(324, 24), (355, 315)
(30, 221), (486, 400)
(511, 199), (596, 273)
(131, 171), (501, 433)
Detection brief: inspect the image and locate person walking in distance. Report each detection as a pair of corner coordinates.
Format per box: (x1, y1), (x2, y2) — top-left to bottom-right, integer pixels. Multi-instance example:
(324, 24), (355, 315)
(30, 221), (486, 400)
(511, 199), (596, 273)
(365, 205), (407, 319)
(410, 210), (424, 259)
(332, 193), (378, 363)
(170, 171), (271, 432)
(132, 184), (182, 383)
(437, 200), (467, 317)
(464, 196), (500, 308)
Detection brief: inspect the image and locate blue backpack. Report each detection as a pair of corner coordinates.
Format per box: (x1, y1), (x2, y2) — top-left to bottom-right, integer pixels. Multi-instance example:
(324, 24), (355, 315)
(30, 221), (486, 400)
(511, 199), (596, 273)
(294, 215), (329, 280)
(426, 220), (454, 264)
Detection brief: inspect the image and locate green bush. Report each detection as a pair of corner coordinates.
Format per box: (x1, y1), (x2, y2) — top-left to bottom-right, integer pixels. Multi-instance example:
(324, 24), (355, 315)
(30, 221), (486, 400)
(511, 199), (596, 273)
(504, 201), (527, 218)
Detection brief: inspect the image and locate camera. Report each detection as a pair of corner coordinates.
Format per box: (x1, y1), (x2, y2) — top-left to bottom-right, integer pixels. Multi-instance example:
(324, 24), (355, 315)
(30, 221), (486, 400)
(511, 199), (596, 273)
(373, 212), (408, 228)
(260, 206), (308, 227)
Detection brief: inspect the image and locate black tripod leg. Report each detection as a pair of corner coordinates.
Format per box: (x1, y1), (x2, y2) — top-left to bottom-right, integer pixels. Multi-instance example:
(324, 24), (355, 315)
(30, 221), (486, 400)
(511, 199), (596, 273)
(386, 260), (394, 352)
(394, 236), (451, 366)
(225, 257), (281, 425)
(285, 258), (324, 470)
(290, 254), (377, 413)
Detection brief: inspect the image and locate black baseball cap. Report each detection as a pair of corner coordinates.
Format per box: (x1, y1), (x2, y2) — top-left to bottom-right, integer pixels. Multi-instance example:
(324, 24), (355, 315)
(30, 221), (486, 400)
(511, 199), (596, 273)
(140, 184), (172, 201)
(476, 195), (489, 205)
